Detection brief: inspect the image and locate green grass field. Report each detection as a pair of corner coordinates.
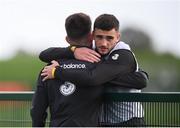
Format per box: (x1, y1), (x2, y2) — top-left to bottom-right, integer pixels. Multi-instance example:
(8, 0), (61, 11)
(0, 52), (45, 90)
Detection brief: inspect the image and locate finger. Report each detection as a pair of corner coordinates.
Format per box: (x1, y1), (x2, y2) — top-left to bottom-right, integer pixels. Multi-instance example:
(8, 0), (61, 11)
(87, 53), (101, 62)
(79, 55), (93, 63)
(45, 66), (49, 68)
(51, 60), (59, 66)
(84, 55), (95, 63)
(42, 76), (48, 81)
(87, 50), (101, 62)
(41, 72), (48, 76)
(89, 50), (101, 58)
(43, 66), (49, 71)
(42, 69), (47, 73)
(90, 55), (101, 62)
(51, 60), (56, 64)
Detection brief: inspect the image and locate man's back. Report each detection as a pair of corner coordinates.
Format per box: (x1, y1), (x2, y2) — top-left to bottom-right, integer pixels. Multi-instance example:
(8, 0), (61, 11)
(31, 60), (104, 127)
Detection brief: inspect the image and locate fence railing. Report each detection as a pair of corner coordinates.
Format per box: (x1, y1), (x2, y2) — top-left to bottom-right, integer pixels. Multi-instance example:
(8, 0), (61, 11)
(0, 91), (179, 127)
(104, 92), (180, 127)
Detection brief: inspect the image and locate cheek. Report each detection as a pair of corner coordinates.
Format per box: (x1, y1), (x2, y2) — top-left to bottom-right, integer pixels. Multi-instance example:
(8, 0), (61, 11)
(95, 40), (101, 46)
(109, 41), (117, 49)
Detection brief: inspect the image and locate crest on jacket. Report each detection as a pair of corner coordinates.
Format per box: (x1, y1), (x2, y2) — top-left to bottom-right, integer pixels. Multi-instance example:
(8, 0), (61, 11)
(112, 54), (119, 60)
(60, 81), (76, 96)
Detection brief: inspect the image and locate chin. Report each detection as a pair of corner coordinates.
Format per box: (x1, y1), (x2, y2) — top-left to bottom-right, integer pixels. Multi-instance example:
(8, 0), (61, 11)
(97, 49), (108, 55)
(100, 52), (108, 56)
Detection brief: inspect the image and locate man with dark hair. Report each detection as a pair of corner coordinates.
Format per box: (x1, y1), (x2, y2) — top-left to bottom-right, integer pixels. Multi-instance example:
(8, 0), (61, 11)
(94, 14), (119, 31)
(31, 13), (103, 127)
(93, 14), (145, 126)
(65, 12), (92, 46)
(39, 12), (100, 63)
(40, 13), (148, 127)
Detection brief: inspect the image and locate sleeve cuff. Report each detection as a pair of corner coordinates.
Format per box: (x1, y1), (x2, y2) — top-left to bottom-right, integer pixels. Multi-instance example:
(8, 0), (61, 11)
(51, 67), (56, 78)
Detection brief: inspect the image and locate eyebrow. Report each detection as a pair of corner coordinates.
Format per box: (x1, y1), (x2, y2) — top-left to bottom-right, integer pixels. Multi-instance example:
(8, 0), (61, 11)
(95, 35), (114, 39)
(106, 36), (114, 39)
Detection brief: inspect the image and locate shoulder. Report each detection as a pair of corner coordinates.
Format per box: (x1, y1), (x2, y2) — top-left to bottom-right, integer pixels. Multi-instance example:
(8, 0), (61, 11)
(107, 41), (135, 62)
(109, 49), (134, 62)
(112, 41), (131, 51)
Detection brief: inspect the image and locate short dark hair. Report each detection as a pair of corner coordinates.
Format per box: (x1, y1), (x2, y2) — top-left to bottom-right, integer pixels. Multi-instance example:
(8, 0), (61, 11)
(94, 14), (119, 31)
(65, 13), (91, 40)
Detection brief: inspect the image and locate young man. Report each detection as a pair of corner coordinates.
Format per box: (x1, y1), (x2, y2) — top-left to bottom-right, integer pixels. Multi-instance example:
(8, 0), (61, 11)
(40, 14), (148, 126)
(31, 13), (103, 127)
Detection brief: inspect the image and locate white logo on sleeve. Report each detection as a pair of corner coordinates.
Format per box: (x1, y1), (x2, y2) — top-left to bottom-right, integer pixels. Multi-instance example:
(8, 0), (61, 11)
(60, 63), (86, 69)
(112, 54), (119, 60)
(60, 82), (76, 96)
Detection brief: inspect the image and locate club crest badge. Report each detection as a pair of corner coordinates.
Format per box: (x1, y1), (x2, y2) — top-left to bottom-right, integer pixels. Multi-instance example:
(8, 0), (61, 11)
(60, 81), (76, 96)
(112, 54), (119, 60)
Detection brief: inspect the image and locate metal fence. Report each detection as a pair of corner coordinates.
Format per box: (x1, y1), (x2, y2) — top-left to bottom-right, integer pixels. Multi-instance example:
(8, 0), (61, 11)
(104, 92), (180, 127)
(0, 91), (179, 127)
(0, 91), (33, 127)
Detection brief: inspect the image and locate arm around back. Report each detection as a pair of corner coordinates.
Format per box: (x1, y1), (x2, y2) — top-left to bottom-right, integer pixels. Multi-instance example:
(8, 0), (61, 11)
(55, 49), (136, 86)
(39, 47), (74, 63)
(107, 70), (149, 89)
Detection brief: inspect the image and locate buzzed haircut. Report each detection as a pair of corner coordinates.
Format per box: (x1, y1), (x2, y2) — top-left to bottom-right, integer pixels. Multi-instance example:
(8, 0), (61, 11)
(94, 14), (119, 31)
(65, 13), (91, 40)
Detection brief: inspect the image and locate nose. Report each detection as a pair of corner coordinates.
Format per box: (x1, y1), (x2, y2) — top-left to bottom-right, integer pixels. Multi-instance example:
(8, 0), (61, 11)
(100, 38), (108, 46)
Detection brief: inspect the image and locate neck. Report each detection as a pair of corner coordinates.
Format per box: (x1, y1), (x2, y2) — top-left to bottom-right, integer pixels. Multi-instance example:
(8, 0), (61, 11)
(69, 40), (91, 47)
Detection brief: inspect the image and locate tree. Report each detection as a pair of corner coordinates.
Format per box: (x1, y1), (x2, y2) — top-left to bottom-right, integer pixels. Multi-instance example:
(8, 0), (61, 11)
(121, 27), (153, 52)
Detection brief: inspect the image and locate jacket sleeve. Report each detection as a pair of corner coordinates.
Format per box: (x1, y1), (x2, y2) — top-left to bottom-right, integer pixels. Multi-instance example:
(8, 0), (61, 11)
(30, 72), (48, 127)
(39, 46), (74, 63)
(55, 49), (136, 86)
(107, 70), (149, 89)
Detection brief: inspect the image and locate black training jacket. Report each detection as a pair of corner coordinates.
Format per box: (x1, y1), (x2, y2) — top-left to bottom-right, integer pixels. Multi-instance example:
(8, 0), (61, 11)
(31, 46), (148, 127)
(31, 60), (103, 127)
(39, 46), (148, 89)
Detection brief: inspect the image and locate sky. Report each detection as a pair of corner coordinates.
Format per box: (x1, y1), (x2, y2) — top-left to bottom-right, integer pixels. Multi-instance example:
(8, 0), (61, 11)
(0, 0), (179, 60)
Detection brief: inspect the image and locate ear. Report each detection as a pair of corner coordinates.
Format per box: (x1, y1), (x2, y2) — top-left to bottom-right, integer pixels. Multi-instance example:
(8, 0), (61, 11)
(65, 36), (71, 45)
(92, 30), (95, 39)
(87, 33), (93, 43)
(117, 32), (121, 42)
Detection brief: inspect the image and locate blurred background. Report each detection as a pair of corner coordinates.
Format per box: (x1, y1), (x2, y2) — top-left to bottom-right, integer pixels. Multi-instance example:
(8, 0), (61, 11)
(0, 0), (179, 92)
